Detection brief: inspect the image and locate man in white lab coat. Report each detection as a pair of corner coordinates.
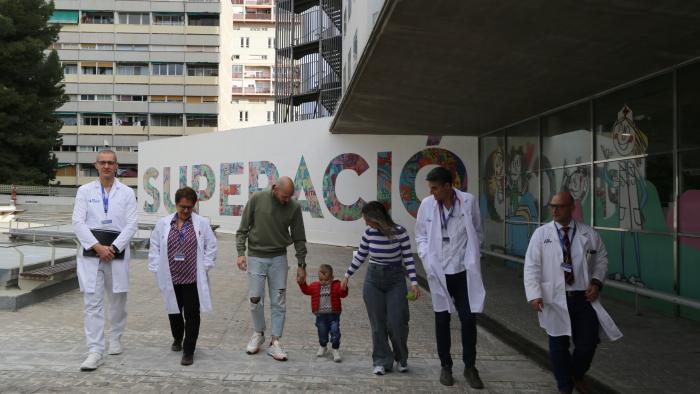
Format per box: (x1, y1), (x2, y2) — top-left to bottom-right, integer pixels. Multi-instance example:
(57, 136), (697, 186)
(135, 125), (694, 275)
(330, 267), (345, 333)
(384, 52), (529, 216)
(524, 192), (622, 394)
(415, 166), (485, 389)
(72, 150), (138, 371)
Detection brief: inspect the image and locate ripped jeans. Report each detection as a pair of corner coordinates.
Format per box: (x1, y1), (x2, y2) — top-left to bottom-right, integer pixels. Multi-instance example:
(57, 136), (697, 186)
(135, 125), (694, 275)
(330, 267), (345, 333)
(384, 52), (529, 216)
(247, 255), (289, 338)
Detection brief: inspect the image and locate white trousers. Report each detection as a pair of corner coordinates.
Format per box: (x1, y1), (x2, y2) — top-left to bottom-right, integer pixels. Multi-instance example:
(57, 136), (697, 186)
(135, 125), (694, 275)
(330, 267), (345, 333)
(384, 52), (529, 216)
(83, 261), (128, 354)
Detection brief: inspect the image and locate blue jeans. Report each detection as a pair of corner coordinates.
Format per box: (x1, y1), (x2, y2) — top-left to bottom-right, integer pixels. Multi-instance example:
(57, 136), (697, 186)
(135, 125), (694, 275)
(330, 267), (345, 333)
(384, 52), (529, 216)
(548, 292), (600, 392)
(434, 270), (476, 369)
(247, 255), (289, 338)
(316, 313), (341, 349)
(363, 264), (410, 369)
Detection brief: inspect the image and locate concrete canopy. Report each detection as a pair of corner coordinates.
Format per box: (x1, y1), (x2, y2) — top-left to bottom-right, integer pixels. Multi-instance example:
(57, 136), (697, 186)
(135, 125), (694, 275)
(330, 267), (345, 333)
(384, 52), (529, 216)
(331, 0), (700, 136)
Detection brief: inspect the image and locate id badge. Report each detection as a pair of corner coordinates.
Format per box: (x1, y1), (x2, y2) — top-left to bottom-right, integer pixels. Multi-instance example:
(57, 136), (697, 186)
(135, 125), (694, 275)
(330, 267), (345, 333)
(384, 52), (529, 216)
(101, 219), (112, 225)
(174, 252), (185, 262)
(561, 262), (573, 272)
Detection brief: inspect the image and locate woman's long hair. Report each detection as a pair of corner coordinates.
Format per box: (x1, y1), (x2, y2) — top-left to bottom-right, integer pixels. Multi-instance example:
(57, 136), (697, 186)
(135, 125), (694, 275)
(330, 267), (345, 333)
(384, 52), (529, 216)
(362, 201), (398, 239)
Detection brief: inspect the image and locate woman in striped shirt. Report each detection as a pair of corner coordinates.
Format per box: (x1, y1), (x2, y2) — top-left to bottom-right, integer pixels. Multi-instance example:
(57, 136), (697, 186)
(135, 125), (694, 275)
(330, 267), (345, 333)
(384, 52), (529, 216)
(341, 201), (421, 375)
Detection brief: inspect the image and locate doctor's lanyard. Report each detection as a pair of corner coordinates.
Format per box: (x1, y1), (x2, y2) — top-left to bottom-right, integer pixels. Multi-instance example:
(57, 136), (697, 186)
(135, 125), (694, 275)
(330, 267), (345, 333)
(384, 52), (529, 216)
(439, 191), (458, 242)
(100, 186), (112, 225)
(555, 222), (576, 270)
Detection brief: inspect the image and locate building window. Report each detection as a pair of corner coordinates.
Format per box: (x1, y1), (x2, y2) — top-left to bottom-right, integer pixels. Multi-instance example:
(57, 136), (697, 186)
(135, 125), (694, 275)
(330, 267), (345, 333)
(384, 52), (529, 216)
(153, 13), (185, 26)
(187, 14), (219, 26)
(81, 11), (114, 24)
(49, 10), (79, 24)
(187, 114), (217, 127)
(81, 43), (113, 51)
(56, 113), (78, 126)
(152, 63), (184, 76)
(116, 63), (149, 76)
(187, 63), (219, 77)
(150, 45), (186, 52)
(267, 111), (273, 122)
(116, 95), (147, 102)
(239, 111), (248, 122)
(80, 94), (112, 101)
(268, 37), (273, 48)
(151, 96), (183, 103)
(151, 114), (183, 127)
(249, 54), (267, 60)
(232, 65), (243, 78)
(118, 12), (149, 25)
(232, 54), (240, 60)
(240, 37), (249, 48)
(186, 45), (219, 53)
(116, 44), (148, 51)
(62, 63), (78, 74)
(186, 96), (218, 103)
(81, 114), (113, 126)
(116, 113), (148, 126)
(51, 43), (79, 50)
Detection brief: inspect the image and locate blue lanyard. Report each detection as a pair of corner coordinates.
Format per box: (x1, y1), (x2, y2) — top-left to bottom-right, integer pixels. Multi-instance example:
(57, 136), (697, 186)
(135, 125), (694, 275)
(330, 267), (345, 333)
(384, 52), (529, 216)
(439, 191), (458, 230)
(177, 220), (189, 248)
(555, 222), (576, 257)
(100, 186), (109, 215)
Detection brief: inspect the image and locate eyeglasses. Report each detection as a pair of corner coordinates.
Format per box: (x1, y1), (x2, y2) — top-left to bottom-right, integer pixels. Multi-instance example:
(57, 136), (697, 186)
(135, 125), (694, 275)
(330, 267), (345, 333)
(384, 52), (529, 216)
(177, 205), (194, 211)
(97, 160), (116, 166)
(549, 204), (571, 209)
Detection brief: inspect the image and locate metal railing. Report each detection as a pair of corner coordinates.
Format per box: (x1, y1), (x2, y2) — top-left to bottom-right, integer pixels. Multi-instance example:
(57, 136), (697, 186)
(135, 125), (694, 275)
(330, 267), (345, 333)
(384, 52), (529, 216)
(481, 249), (700, 312)
(0, 235), (78, 277)
(0, 184), (78, 197)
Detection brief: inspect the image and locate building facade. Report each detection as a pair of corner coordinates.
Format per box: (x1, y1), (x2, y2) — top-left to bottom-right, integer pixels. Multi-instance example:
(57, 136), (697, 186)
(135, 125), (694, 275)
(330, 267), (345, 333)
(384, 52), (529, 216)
(49, 0), (226, 187)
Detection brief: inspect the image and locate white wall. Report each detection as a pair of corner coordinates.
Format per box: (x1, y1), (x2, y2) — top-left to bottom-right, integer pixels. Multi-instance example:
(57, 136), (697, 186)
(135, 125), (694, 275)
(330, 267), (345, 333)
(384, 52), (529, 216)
(138, 118), (478, 247)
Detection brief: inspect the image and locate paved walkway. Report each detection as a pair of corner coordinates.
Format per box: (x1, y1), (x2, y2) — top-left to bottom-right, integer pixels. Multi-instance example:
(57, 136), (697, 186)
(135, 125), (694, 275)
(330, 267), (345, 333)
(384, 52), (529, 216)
(0, 235), (553, 393)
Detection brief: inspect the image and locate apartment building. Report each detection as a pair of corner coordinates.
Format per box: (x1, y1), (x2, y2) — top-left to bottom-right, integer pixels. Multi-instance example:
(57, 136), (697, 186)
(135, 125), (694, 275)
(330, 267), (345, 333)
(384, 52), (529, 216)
(49, 0), (227, 187)
(229, 0), (276, 129)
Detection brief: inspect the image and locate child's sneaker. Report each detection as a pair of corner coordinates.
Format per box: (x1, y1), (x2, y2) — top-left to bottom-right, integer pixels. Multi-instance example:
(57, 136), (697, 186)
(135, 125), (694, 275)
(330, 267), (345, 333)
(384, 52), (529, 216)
(332, 348), (341, 362)
(316, 346), (327, 357)
(396, 360), (408, 372)
(373, 365), (385, 375)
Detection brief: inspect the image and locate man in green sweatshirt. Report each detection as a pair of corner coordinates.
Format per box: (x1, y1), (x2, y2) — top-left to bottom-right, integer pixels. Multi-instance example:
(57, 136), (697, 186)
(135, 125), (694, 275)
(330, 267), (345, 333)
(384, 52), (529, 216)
(236, 176), (307, 361)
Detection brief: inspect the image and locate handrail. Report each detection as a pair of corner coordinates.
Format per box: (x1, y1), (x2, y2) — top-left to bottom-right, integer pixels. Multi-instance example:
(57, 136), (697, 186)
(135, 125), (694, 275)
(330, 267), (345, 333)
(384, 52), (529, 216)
(481, 249), (700, 312)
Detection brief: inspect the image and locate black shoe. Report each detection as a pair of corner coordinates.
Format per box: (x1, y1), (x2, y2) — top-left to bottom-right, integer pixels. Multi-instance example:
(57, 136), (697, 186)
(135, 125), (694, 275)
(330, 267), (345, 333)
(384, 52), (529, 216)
(171, 340), (183, 352)
(573, 377), (590, 393)
(439, 367), (454, 386)
(464, 366), (484, 389)
(464, 367), (484, 389)
(181, 354), (193, 366)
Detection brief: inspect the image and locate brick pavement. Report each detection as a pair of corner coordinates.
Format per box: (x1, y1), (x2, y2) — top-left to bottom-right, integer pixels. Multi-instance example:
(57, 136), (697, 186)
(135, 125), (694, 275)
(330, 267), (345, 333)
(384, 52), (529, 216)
(0, 234), (554, 393)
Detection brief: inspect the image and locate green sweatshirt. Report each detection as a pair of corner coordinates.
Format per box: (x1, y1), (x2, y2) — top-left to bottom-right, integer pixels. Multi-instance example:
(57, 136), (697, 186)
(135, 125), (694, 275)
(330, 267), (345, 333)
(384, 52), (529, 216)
(236, 189), (307, 265)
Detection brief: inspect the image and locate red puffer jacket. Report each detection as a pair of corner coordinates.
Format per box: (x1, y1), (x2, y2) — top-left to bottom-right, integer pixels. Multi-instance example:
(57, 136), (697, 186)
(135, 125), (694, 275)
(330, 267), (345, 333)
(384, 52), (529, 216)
(299, 279), (348, 314)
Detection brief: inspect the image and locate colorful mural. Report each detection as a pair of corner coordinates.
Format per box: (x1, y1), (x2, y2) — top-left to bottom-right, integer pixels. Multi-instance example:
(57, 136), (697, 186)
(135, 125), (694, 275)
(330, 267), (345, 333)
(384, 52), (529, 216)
(192, 164), (215, 211)
(323, 153), (369, 221)
(219, 162), (244, 216)
(142, 168), (160, 213)
(162, 166), (187, 214)
(249, 161), (279, 195)
(293, 156), (324, 218)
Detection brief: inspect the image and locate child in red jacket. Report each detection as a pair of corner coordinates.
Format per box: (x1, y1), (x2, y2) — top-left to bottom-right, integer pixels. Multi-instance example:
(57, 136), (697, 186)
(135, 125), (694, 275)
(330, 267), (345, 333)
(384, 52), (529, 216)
(299, 264), (348, 362)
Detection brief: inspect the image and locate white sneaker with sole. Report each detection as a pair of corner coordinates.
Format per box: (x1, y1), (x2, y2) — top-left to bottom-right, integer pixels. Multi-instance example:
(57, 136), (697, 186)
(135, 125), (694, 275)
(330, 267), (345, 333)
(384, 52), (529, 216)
(246, 332), (265, 354)
(267, 339), (288, 361)
(107, 340), (122, 355)
(316, 346), (327, 357)
(332, 349), (341, 362)
(373, 365), (385, 375)
(80, 352), (104, 371)
(396, 361), (408, 372)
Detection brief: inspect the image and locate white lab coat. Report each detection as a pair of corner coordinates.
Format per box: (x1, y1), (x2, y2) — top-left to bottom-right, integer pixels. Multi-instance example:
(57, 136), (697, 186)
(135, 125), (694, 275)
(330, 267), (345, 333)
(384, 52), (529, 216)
(415, 189), (486, 313)
(73, 179), (138, 293)
(524, 221), (623, 341)
(148, 213), (217, 314)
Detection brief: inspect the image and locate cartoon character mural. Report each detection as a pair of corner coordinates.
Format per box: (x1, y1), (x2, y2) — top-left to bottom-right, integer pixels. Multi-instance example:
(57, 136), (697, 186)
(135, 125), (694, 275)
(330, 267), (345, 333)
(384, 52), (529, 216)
(481, 145), (505, 222)
(561, 160), (590, 222)
(505, 143), (538, 256)
(600, 105), (649, 285)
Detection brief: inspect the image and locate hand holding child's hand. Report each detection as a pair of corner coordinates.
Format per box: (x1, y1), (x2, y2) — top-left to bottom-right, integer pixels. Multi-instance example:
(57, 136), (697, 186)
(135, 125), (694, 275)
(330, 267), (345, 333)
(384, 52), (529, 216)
(341, 277), (349, 291)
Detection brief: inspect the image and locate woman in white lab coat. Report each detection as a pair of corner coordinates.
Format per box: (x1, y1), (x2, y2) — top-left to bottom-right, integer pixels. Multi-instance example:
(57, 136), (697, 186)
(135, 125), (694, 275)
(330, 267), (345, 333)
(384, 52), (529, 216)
(148, 187), (217, 366)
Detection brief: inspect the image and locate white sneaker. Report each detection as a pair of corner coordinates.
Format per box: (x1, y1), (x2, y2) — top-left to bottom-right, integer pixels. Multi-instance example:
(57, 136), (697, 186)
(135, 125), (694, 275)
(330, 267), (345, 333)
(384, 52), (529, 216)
(332, 348), (342, 362)
(107, 340), (122, 355)
(246, 332), (265, 355)
(80, 352), (104, 371)
(267, 339), (288, 361)
(396, 361), (408, 372)
(373, 365), (385, 375)
(316, 346), (327, 357)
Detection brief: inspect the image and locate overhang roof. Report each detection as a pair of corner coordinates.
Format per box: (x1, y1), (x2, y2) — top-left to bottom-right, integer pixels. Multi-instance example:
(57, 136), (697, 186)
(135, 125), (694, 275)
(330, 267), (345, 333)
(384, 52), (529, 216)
(331, 0), (700, 135)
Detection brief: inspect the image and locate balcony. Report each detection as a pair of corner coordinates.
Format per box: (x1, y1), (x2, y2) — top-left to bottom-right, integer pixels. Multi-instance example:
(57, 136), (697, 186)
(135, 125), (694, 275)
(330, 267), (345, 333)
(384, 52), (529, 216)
(244, 71), (272, 79)
(232, 86), (273, 96)
(232, 0), (273, 6)
(232, 12), (273, 22)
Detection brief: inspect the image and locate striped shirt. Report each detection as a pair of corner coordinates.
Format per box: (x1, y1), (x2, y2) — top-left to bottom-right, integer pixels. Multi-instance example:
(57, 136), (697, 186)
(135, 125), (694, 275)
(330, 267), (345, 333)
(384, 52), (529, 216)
(346, 225), (417, 285)
(167, 216), (197, 285)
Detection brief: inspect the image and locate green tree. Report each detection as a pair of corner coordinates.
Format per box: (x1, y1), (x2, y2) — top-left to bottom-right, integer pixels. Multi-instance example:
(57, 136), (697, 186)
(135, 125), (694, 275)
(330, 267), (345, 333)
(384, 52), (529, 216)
(0, 0), (66, 185)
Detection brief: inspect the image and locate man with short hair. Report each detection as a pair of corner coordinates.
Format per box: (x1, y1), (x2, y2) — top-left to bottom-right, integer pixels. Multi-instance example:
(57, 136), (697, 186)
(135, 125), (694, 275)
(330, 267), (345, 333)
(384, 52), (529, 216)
(415, 166), (485, 388)
(73, 150), (138, 371)
(236, 176), (307, 361)
(524, 192), (622, 394)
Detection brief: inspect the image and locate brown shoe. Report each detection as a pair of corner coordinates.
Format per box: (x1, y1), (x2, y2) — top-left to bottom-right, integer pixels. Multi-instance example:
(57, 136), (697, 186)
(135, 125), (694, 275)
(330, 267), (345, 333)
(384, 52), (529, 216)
(181, 354), (193, 366)
(573, 377), (589, 393)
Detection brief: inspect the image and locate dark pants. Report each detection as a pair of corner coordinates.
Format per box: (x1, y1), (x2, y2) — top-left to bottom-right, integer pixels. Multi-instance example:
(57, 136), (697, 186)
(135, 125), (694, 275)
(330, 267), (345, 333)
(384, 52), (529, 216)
(363, 264), (410, 369)
(434, 270), (476, 369)
(548, 292), (600, 392)
(168, 282), (200, 356)
(316, 313), (341, 349)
